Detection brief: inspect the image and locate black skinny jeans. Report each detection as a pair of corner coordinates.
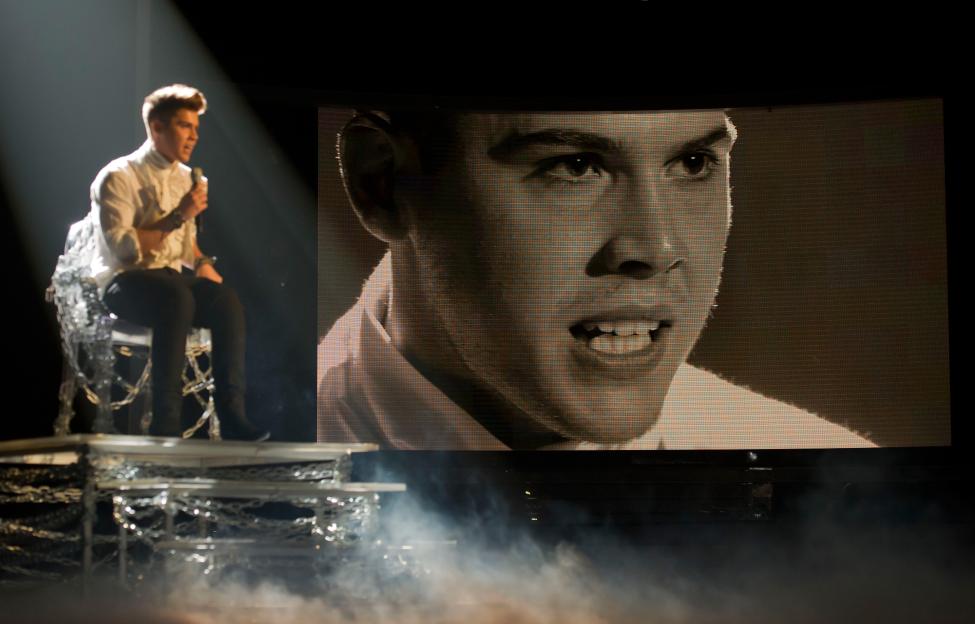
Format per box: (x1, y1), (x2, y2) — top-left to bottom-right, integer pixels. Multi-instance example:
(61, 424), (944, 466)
(103, 268), (246, 436)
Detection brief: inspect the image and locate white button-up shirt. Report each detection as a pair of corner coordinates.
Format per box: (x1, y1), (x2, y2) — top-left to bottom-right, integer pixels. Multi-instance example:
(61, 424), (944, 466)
(86, 140), (197, 293)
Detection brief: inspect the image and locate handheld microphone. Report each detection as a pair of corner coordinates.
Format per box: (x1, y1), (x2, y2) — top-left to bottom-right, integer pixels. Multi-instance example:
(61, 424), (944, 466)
(191, 167), (205, 234)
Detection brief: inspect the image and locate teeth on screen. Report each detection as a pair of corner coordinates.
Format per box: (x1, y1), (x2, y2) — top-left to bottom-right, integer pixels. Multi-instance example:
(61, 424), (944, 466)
(590, 333), (652, 354)
(583, 321), (660, 336)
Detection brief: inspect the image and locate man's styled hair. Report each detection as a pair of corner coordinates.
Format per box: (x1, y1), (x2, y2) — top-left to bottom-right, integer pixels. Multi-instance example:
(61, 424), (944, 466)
(142, 84), (207, 135)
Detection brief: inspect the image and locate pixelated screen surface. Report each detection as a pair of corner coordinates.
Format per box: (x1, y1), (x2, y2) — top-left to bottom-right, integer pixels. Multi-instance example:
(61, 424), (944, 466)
(317, 100), (949, 450)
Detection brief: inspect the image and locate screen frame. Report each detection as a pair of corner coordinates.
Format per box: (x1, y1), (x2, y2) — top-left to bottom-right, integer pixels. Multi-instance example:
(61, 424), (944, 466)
(313, 93), (960, 456)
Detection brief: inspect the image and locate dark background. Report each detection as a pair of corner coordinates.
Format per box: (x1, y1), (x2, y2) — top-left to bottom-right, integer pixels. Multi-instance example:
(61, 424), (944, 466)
(0, 0), (965, 451)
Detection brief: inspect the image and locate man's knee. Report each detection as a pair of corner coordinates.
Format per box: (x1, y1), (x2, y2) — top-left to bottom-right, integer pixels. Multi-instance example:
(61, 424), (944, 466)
(212, 284), (242, 311)
(106, 270), (195, 327)
(205, 284), (245, 327)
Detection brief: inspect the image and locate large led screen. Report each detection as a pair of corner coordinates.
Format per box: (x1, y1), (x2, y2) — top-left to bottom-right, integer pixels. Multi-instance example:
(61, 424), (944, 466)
(317, 99), (949, 450)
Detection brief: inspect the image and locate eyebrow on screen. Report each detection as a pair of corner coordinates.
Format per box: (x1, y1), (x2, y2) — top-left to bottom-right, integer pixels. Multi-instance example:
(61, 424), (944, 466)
(487, 125), (732, 161)
(488, 129), (621, 160)
(676, 127), (732, 155)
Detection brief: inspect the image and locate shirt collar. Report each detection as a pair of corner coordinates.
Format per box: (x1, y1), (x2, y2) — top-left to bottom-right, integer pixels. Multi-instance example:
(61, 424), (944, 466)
(354, 255), (509, 450)
(138, 140), (181, 174)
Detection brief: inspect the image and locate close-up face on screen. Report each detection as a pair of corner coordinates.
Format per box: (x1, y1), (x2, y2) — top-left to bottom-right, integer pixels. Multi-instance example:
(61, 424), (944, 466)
(316, 99), (949, 451)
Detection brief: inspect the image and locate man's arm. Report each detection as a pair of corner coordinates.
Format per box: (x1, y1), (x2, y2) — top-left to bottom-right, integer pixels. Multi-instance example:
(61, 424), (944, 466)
(135, 218), (178, 254)
(96, 171), (143, 265)
(140, 183), (208, 253)
(97, 171), (209, 262)
(193, 241), (223, 284)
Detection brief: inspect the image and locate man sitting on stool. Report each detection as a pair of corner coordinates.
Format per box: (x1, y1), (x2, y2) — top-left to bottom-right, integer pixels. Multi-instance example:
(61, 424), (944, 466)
(88, 84), (268, 441)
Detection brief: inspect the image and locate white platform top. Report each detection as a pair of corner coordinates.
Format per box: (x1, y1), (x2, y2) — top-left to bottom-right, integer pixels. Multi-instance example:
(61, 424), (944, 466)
(0, 434), (378, 467)
(99, 478), (406, 497)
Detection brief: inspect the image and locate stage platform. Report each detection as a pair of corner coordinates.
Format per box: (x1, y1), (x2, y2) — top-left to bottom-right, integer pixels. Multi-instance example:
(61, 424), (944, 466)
(0, 435), (405, 595)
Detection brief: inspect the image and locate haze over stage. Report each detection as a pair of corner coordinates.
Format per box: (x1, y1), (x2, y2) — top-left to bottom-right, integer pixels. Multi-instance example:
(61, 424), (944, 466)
(0, 434), (405, 597)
